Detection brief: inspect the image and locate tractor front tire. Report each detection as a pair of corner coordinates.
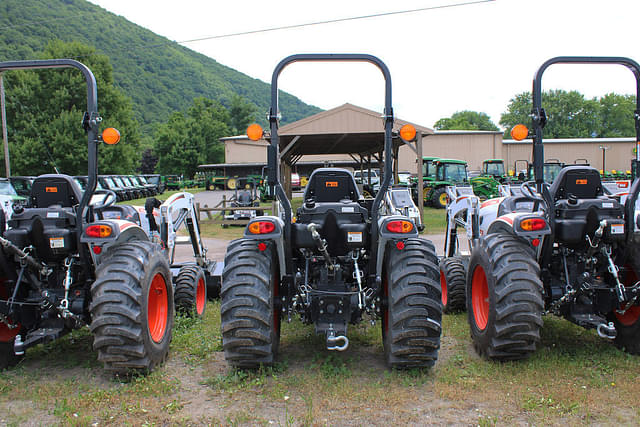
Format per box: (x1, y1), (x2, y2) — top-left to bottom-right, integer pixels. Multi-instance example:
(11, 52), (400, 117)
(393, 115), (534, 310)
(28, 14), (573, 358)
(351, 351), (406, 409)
(382, 238), (442, 368)
(90, 241), (174, 375)
(431, 187), (448, 209)
(221, 239), (280, 368)
(466, 233), (543, 360)
(175, 265), (207, 317)
(440, 256), (466, 313)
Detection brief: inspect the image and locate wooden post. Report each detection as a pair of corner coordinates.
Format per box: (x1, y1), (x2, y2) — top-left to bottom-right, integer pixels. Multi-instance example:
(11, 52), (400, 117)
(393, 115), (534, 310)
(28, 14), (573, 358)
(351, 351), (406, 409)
(417, 132), (424, 225)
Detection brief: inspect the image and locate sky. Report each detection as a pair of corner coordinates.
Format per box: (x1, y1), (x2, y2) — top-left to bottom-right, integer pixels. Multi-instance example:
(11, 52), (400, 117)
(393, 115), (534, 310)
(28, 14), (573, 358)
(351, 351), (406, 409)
(88, 0), (640, 130)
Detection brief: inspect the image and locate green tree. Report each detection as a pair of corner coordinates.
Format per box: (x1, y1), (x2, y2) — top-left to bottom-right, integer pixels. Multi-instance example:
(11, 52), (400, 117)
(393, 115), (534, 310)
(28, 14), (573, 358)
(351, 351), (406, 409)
(500, 90), (602, 139)
(229, 94), (258, 134)
(3, 40), (141, 176)
(434, 111), (499, 131)
(155, 97), (231, 178)
(598, 93), (636, 137)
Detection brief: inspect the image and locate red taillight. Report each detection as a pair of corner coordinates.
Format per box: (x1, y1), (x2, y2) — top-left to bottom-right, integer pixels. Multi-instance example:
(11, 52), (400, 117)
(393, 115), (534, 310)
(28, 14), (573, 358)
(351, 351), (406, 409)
(258, 242), (267, 251)
(85, 224), (112, 238)
(531, 238), (540, 247)
(248, 221), (275, 234)
(92, 245), (102, 254)
(520, 218), (546, 232)
(386, 220), (414, 233)
(396, 241), (405, 250)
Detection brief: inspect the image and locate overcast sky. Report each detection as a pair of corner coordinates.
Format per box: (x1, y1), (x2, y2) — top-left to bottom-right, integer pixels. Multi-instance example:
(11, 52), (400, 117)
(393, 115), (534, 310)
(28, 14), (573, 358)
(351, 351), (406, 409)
(88, 0), (640, 130)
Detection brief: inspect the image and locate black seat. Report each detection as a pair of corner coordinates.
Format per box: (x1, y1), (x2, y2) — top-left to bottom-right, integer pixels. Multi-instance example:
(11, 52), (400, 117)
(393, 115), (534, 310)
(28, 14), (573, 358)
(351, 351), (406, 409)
(548, 166), (603, 202)
(30, 174), (83, 208)
(303, 168), (361, 203)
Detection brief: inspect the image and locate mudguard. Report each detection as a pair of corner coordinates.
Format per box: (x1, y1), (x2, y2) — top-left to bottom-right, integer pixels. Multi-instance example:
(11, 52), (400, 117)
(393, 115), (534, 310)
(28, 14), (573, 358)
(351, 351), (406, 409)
(243, 216), (286, 279)
(375, 215), (419, 277)
(81, 219), (149, 264)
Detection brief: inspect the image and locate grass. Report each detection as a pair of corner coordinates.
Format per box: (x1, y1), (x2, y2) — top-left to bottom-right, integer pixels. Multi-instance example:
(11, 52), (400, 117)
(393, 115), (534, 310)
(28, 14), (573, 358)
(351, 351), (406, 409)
(0, 299), (639, 424)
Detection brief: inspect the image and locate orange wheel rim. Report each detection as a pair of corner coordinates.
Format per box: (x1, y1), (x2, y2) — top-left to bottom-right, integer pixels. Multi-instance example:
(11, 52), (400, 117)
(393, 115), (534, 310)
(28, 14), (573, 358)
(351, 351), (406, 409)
(196, 277), (206, 315)
(148, 273), (168, 343)
(472, 266), (489, 330)
(616, 265), (640, 326)
(440, 270), (448, 306)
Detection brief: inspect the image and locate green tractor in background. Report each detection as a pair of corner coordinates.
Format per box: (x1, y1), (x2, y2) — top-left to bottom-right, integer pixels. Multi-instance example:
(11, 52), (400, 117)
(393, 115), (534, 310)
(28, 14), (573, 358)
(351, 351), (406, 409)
(469, 159), (510, 199)
(413, 157), (469, 208)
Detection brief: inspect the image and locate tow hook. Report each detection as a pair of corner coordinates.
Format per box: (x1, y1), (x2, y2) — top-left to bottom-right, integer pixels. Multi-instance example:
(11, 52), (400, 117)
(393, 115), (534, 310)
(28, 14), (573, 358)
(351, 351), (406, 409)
(597, 322), (617, 339)
(326, 331), (349, 351)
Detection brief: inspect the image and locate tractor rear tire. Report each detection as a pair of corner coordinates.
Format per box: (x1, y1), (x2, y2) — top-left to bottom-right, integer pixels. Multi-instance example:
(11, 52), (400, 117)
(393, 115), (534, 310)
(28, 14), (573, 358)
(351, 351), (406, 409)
(466, 233), (543, 360)
(175, 265), (207, 317)
(0, 341), (21, 370)
(611, 258), (640, 354)
(221, 239), (280, 368)
(382, 238), (442, 368)
(432, 187), (447, 209)
(90, 241), (174, 375)
(440, 256), (466, 313)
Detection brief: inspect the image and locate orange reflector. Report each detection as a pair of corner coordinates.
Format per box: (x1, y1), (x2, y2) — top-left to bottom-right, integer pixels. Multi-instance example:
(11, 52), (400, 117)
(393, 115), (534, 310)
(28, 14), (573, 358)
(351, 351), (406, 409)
(386, 220), (414, 233)
(85, 224), (113, 238)
(399, 124), (417, 142)
(520, 218), (546, 231)
(575, 179), (588, 185)
(247, 123), (263, 141)
(45, 187), (58, 193)
(325, 181), (338, 187)
(102, 128), (121, 145)
(248, 221), (275, 234)
(510, 124), (529, 141)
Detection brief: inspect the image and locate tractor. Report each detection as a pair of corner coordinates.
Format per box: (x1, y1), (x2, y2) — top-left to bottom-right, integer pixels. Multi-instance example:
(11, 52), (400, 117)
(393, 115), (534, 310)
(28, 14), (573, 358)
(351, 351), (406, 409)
(441, 56), (640, 360)
(413, 157), (468, 208)
(0, 59), (211, 374)
(221, 54), (442, 369)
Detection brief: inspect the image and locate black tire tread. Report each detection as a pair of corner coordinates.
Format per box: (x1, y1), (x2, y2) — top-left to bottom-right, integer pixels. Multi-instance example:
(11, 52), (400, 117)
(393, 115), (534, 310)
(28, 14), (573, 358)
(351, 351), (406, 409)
(90, 240), (173, 375)
(384, 238), (442, 368)
(440, 256), (467, 313)
(467, 233), (543, 361)
(175, 265), (206, 317)
(221, 239), (278, 368)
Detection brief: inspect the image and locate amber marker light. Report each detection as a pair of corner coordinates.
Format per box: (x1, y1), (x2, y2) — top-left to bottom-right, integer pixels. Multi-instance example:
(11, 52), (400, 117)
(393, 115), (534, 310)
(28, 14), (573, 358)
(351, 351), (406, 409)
(510, 124), (529, 141)
(247, 124), (264, 141)
(399, 124), (417, 142)
(102, 128), (121, 145)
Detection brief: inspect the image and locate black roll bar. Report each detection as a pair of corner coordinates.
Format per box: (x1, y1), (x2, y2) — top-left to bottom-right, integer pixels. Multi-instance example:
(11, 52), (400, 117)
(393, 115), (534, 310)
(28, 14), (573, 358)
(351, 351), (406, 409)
(267, 54), (394, 278)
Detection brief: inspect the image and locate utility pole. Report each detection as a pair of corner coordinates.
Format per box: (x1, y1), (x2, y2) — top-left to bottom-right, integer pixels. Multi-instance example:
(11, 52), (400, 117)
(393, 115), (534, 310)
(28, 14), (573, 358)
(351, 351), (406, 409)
(0, 73), (10, 177)
(599, 145), (610, 173)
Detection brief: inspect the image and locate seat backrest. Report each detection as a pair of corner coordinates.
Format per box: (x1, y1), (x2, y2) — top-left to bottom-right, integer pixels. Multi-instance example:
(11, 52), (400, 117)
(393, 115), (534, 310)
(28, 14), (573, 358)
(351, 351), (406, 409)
(303, 168), (361, 203)
(548, 166), (603, 202)
(31, 174), (84, 208)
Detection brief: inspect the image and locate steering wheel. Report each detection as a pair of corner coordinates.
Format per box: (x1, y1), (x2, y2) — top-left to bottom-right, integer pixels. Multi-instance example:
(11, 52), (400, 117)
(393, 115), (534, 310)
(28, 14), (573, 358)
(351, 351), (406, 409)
(520, 181), (545, 202)
(90, 189), (118, 210)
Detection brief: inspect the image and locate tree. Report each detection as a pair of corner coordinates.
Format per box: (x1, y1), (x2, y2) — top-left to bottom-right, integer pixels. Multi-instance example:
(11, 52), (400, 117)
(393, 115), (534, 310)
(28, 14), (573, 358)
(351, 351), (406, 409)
(598, 93), (636, 137)
(3, 40), (141, 176)
(229, 94), (258, 134)
(139, 148), (158, 174)
(434, 111), (499, 131)
(155, 97), (231, 178)
(500, 90), (606, 139)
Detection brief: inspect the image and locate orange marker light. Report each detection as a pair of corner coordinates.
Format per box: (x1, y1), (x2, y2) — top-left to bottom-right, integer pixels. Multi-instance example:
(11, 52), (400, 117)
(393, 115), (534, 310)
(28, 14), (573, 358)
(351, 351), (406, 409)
(399, 124), (417, 142)
(247, 124), (263, 141)
(102, 128), (121, 145)
(510, 124), (529, 141)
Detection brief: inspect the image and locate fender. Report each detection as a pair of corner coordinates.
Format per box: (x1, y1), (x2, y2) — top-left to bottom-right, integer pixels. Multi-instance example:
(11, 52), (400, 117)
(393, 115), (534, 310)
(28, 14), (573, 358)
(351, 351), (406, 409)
(243, 216), (286, 279)
(375, 215), (419, 277)
(81, 219), (149, 264)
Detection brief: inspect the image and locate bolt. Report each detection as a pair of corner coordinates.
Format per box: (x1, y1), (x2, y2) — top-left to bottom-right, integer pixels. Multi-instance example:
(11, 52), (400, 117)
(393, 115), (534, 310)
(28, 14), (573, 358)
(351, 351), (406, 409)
(338, 310), (343, 314)
(320, 310), (324, 314)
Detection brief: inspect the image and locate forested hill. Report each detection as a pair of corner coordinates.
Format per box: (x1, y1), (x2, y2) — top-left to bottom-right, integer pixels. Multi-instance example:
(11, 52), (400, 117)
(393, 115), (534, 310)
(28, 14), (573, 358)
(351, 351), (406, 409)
(0, 0), (321, 130)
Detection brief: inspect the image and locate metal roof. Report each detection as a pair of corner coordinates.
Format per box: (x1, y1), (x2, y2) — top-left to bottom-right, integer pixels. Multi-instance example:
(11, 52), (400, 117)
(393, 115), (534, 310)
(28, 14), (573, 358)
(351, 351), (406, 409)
(271, 103), (434, 160)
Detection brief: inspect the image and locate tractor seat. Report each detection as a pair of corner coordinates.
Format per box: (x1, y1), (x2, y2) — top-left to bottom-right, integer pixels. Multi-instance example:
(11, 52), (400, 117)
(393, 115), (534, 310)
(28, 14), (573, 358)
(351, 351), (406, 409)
(548, 166), (603, 202)
(30, 174), (83, 208)
(303, 168), (361, 203)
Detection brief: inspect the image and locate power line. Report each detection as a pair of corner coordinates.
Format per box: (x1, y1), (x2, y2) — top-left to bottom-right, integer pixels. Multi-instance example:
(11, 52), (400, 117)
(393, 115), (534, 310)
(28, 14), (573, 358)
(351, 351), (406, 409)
(176, 0), (496, 45)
